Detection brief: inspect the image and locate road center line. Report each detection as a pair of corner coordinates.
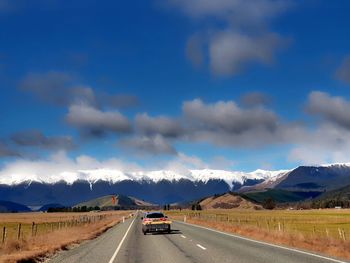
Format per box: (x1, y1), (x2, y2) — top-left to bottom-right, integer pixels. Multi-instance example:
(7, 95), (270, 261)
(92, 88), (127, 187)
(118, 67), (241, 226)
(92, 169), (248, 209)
(108, 216), (136, 263)
(176, 221), (347, 263)
(196, 244), (207, 250)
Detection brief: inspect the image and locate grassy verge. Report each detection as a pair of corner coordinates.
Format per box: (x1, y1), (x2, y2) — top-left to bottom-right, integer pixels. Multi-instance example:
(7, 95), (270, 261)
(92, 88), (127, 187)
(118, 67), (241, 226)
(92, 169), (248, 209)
(0, 211), (133, 262)
(167, 209), (350, 260)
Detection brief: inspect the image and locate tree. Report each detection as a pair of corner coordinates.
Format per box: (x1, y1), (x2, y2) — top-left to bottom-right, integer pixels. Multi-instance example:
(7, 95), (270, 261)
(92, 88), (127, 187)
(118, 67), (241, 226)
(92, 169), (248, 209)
(263, 198), (276, 210)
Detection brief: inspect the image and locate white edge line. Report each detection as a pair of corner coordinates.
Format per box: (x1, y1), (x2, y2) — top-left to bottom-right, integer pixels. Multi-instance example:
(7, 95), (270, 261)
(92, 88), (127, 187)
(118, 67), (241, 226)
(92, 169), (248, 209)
(108, 216), (136, 263)
(196, 244), (207, 250)
(181, 235), (186, 238)
(175, 221), (348, 263)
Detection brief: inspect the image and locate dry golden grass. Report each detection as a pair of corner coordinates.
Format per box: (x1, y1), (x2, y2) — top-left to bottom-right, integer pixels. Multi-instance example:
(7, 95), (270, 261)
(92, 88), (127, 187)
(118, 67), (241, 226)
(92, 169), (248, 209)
(0, 211), (133, 263)
(0, 211), (119, 224)
(168, 209), (350, 261)
(199, 193), (262, 210)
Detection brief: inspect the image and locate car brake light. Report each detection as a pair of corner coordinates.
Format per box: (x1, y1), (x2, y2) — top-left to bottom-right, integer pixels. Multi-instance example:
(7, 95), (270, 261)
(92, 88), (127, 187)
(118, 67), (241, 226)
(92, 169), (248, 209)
(160, 217), (167, 221)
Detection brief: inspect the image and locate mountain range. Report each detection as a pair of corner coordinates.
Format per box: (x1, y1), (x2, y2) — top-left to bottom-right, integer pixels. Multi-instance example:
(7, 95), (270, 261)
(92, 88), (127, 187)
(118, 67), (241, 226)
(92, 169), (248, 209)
(0, 200), (31, 212)
(0, 163), (350, 206)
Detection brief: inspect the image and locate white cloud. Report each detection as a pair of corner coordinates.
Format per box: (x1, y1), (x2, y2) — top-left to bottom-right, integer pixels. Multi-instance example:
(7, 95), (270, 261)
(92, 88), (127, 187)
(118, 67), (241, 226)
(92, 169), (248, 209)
(167, 0), (292, 75)
(0, 151), (239, 185)
(164, 152), (209, 175)
(288, 122), (350, 165)
(183, 98), (278, 139)
(209, 32), (282, 75)
(120, 135), (177, 155)
(135, 113), (183, 138)
(0, 151), (142, 185)
(168, 0), (291, 22)
(20, 71), (138, 109)
(66, 104), (131, 136)
(307, 91), (350, 129)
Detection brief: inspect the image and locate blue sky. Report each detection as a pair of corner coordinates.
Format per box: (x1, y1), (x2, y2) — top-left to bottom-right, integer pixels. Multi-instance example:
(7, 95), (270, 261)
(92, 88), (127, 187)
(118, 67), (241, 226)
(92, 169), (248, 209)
(1, 0), (350, 174)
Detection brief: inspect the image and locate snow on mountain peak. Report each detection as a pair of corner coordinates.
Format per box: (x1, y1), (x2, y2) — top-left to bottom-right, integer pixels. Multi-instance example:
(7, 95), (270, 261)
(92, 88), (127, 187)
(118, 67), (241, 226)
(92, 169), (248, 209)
(0, 166), (290, 189)
(320, 163), (350, 168)
(249, 169), (290, 179)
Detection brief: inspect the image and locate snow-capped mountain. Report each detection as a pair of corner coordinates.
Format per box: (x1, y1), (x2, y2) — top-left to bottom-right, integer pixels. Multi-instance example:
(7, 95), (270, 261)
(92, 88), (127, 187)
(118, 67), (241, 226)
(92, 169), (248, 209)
(0, 167), (289, 206)
(241, 163), (350, 193)
(1, 163), (350, 206)
(0, 167), (290, 189)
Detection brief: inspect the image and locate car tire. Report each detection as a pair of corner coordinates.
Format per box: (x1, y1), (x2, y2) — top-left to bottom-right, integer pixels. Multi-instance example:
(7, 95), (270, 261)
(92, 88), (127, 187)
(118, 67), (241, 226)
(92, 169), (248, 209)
(143, 230), (147, 235)
(167, 226), (171, 234)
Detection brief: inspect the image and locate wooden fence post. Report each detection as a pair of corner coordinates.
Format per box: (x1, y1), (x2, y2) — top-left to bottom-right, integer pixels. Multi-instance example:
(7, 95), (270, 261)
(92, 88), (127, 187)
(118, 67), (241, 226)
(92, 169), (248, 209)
(32, 222), (35, 236)
(338, 228), (343, 240)
(17, 223), (22, 240)
(2, 226), (6, 243)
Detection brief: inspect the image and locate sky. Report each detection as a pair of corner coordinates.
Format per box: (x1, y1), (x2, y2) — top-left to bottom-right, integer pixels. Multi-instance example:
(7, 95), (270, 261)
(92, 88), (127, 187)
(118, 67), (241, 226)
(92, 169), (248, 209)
(1, 0), (350, 176)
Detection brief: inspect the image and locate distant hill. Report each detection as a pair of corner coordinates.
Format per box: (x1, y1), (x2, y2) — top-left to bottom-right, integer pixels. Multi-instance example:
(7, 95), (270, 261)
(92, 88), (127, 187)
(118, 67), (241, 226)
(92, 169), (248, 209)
(275, 165), (350, 191)
(242, 189), (322, 204)
(75, 194), (156, 209)
(39, 203), (65, 211)
(197, 192), (262, 210)
(318, 185), (350, 200)
(311, 184), (350, 208)
(0, 200), (31, 213)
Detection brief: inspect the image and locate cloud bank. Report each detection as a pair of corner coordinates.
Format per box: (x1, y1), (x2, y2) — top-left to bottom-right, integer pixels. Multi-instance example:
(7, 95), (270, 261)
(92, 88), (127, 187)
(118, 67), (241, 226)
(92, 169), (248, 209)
(167, 0), (292, 75)
(66, 104), (131, 137)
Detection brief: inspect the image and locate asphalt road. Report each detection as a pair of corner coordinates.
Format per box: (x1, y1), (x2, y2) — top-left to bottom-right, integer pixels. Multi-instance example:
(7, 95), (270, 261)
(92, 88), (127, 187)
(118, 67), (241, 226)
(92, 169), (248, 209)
(50, 213), (349, 263)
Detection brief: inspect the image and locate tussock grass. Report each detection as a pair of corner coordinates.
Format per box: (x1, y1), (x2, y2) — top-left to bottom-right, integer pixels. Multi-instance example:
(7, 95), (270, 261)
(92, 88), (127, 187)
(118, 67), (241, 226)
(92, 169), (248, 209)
(0, 211), (132, 262)
(168, 209), (350, 260)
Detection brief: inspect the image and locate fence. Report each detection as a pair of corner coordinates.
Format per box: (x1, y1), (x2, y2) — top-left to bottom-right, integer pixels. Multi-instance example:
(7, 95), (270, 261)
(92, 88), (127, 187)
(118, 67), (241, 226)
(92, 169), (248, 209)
(0, 214), (111, 244)
(177, 211), (349, 242)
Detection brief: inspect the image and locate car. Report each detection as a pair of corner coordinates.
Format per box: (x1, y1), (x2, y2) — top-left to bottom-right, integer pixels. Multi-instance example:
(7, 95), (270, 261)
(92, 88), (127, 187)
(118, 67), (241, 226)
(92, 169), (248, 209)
(141, 211), (172, 235)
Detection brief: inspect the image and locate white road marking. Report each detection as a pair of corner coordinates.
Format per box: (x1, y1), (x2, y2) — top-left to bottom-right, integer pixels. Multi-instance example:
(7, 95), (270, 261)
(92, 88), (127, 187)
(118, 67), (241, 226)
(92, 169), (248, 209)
(176, 221), (347, 263)
(196, 244), (207, 250)
(108, 216), (136, 263)
(181, 235), (186, 239)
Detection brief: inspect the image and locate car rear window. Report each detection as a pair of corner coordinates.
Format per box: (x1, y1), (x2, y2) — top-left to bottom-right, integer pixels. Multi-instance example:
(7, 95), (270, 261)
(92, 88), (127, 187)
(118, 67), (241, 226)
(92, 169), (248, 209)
(146, 213), (164, 218)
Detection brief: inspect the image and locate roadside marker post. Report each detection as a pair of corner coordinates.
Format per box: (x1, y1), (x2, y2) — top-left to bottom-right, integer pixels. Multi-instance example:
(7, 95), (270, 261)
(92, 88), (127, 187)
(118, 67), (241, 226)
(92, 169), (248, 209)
(17, 223), (21, 240)
(2, 226), (6, 244)
(123, 217), (125, 223)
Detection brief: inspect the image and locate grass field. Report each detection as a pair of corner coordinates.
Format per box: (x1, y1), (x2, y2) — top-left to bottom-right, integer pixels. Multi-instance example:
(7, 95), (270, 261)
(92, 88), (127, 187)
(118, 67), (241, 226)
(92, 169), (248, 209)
(0, 211), (132, 262)
(168, 209), (350, 240)
(0, 211), (118, 241)
(167, 209), (350, 260)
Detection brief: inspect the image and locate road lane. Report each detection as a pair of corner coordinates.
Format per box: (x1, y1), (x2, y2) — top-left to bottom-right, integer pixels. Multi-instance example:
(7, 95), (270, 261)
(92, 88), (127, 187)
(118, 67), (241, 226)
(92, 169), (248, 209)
(49, 213), (349, 263)
(112, 215), (208, 263)
(171, 221), (348, 263)
(49, 216), (135, 263)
